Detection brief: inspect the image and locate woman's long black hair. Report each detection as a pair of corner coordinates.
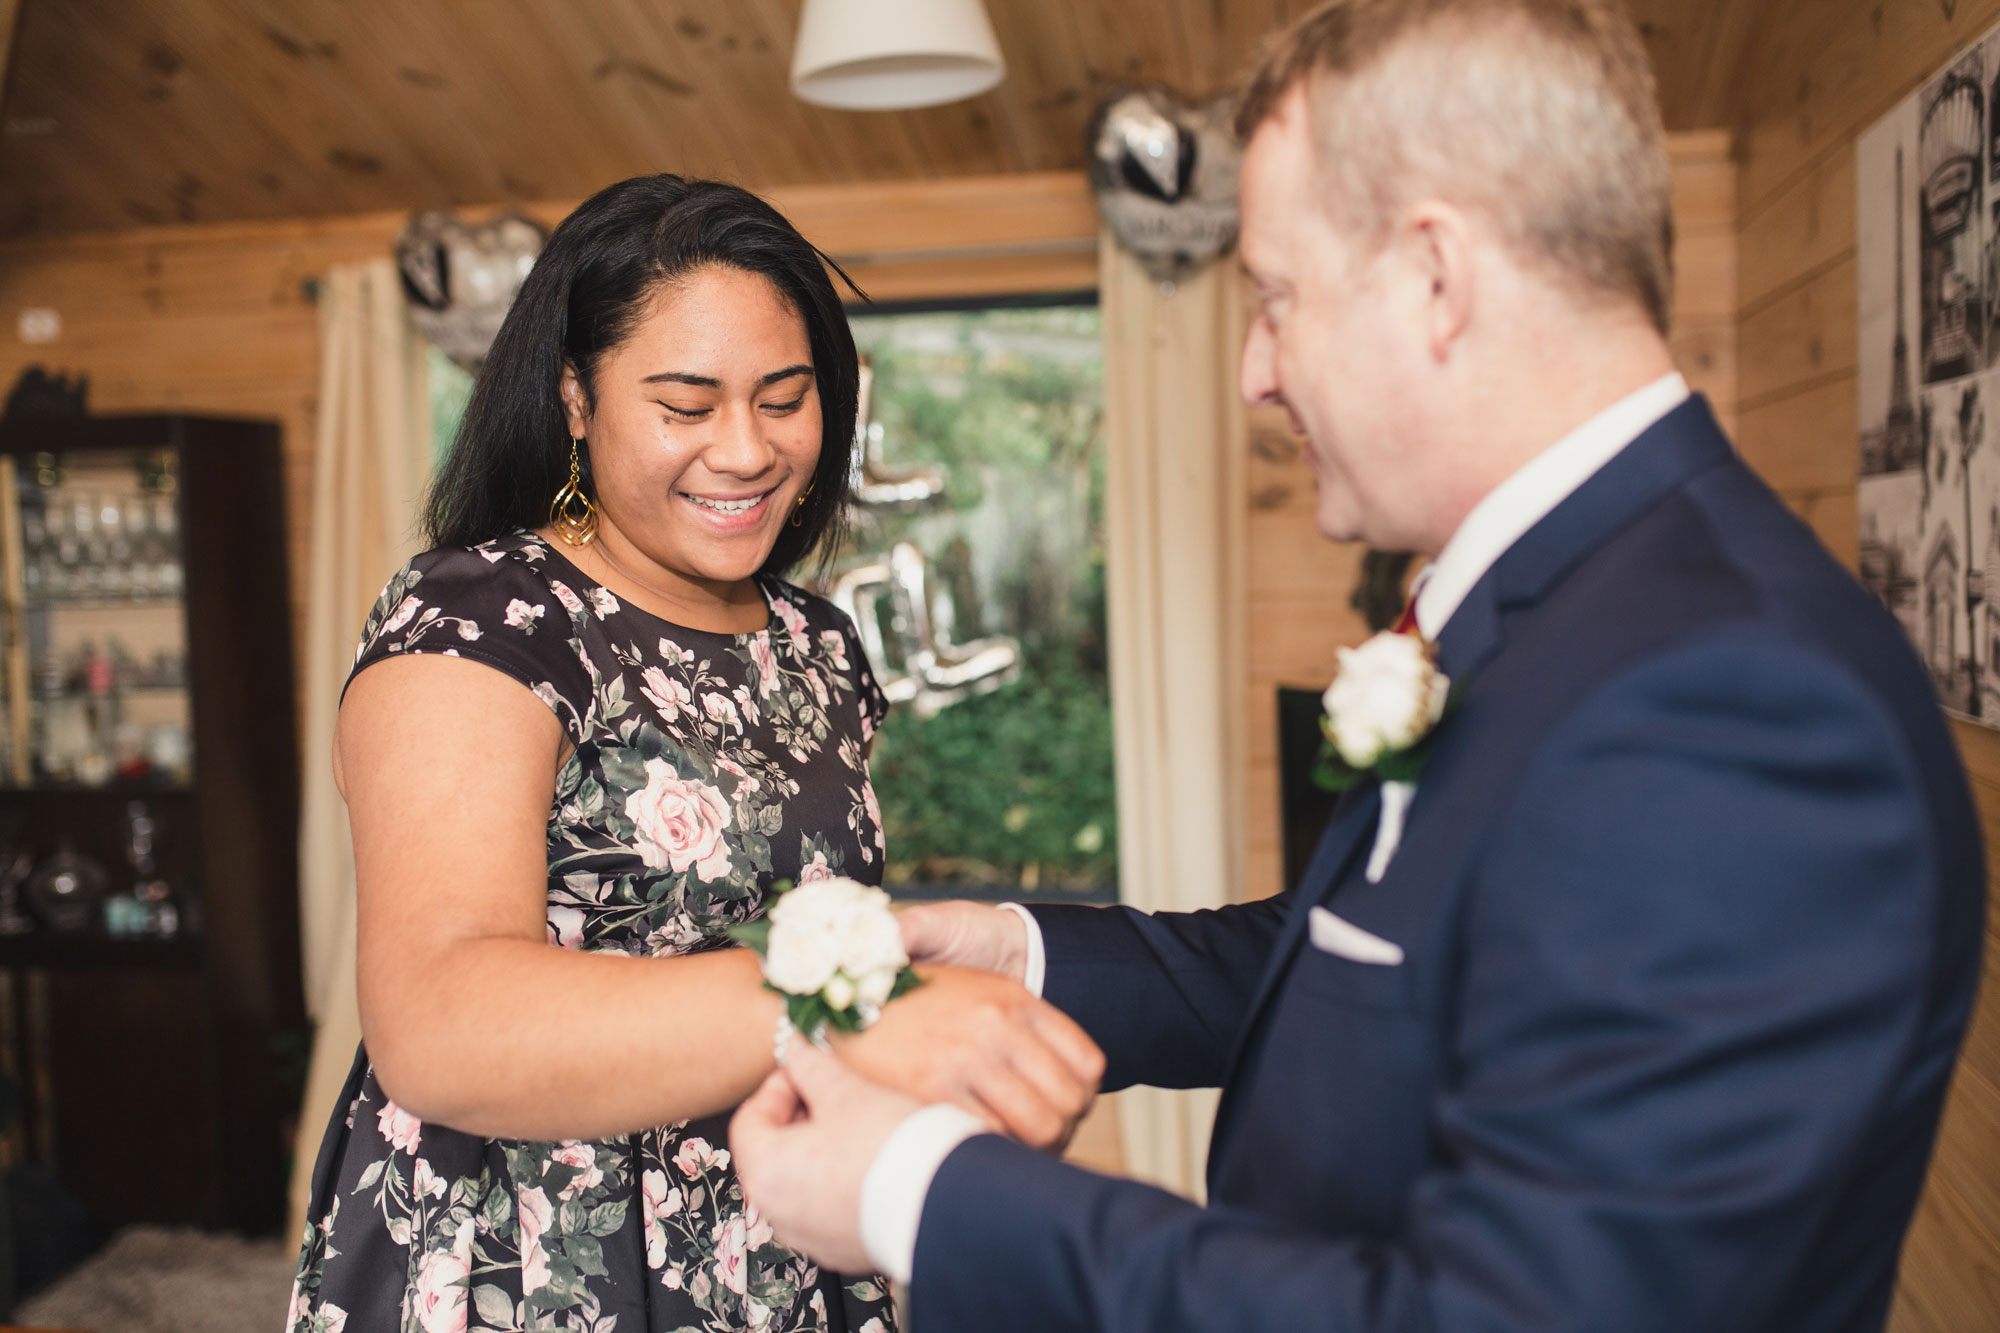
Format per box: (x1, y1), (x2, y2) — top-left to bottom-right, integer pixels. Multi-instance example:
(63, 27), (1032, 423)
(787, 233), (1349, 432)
(424, 174), (862, 576)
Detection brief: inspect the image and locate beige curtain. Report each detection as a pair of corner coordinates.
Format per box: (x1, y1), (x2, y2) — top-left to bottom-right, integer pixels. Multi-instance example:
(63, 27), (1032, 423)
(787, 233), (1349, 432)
(1099, 234), (1250, 1199)
(288, 258), (434, 1240)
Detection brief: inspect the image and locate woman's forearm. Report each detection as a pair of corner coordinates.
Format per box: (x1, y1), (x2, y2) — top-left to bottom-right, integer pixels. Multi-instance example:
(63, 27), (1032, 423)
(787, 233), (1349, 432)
(361, 939), (784, 1140)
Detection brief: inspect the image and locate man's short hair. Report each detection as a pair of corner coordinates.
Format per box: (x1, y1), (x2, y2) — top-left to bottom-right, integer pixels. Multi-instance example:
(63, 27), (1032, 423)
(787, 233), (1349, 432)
(1237, 0), (1674, 335)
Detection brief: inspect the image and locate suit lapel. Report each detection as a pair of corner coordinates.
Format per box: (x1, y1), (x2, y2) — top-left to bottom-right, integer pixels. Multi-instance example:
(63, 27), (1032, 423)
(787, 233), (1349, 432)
(1253, 782), (1383, 992)
(1209, 782), (1383, 1124)
(1418, 395), (1737, 686)
(1458, 395), (1736, 633)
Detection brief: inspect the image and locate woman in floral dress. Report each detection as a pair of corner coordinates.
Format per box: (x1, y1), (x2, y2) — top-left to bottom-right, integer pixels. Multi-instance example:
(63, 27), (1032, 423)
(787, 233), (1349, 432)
(287, 176), (1101, 1333)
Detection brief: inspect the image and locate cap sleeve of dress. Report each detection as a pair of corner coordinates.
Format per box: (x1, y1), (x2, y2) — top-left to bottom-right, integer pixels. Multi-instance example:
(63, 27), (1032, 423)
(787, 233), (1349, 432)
(344, 544), (595, 746)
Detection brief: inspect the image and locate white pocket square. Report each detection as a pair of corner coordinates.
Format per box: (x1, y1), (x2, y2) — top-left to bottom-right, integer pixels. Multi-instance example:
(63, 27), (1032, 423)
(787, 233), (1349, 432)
(1308, 906), (1405, 966)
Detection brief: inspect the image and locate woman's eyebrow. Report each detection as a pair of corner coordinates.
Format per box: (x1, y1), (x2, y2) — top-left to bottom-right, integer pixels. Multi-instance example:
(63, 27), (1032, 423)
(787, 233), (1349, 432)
(638, 365), (813, 388)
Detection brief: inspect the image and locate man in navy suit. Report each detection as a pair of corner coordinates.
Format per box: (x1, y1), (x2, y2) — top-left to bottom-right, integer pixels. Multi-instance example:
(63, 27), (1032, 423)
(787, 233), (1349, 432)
(730, 1), (1986, 1329)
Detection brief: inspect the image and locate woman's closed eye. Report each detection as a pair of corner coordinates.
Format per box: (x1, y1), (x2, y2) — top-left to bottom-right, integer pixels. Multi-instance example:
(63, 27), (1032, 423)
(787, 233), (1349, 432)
(656, 396), (804, 422)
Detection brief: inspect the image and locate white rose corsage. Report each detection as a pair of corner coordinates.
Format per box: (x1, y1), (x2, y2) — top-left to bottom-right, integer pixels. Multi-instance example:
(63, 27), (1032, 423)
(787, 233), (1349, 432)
(727, 877), (923, 1042)
(1315, 629), (1454, 792)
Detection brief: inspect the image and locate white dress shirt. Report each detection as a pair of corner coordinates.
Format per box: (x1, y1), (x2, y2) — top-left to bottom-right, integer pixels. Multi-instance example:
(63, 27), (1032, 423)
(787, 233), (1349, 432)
(855, 372), (1692, 1286)
(1411, 372), (1689, 638)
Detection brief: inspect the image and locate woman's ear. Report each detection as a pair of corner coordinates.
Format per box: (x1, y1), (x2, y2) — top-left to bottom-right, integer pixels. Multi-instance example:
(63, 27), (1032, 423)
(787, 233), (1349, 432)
(558, 363), (591, 438)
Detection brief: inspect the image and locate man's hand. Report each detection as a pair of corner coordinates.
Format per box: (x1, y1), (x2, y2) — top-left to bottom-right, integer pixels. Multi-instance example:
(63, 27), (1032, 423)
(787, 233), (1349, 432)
(834, 965), (1103, 1152)
(731, 1037), (921, 1274)
(897, 900), (1030, 979)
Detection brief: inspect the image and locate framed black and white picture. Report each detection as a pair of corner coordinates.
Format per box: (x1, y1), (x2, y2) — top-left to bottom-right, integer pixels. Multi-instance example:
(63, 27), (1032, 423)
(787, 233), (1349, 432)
(1859, 23), (2000, 725)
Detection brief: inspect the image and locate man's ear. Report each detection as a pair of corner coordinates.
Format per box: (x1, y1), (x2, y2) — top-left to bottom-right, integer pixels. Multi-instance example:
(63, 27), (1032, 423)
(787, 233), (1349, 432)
(1405, 204), (1476, 363)
(558, 363), (591, 438)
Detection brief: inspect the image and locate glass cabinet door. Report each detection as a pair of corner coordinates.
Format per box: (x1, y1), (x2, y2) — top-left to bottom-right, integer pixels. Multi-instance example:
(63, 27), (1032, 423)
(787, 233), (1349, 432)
(0, 448), (193, 790)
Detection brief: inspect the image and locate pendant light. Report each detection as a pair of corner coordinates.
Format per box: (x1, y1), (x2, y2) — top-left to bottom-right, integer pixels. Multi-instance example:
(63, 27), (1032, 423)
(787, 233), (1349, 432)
(791, 0), (1005, 111)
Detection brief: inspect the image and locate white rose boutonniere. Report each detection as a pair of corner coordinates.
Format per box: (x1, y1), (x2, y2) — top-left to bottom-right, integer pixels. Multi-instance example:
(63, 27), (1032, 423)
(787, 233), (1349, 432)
(1316, 629), (1454, 792)
(727, 877), (923, 1039)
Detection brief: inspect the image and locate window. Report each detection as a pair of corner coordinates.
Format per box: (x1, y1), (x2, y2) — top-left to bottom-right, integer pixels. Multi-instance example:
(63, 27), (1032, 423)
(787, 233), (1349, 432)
(841, 299), (1116, 903)
(426, 300), (1120, 903)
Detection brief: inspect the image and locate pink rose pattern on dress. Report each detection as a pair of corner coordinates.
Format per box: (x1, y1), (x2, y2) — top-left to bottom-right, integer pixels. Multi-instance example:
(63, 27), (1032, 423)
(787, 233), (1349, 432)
(377, 1100), (422, 1155)
(503, 598), (544, 632)
(626, 763), (735, 881)
(549, 579), (585, 616)
(550, 1143), (604, 1198)
(641, 666), (694, 722)
(545, 904), (584, 949)
(749, 633), (780, 698)
(291, 531), (896, 1333)
(409, 1244), (470, 1333)
(703, 692), (741, 733)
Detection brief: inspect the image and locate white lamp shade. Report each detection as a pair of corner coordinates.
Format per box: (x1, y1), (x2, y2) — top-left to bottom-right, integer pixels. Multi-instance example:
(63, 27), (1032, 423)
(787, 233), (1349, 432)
(791, 0), (1005, 111)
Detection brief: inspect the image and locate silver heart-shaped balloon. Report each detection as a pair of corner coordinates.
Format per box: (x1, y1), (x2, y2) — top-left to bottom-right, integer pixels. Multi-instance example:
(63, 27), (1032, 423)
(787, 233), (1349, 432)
(1088, 87), (1242, 282)
(396, 209), (549, 372)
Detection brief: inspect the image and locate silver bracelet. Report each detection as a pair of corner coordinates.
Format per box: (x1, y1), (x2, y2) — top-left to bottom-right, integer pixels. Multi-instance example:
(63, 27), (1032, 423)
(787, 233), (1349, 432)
(772, 1013), (834, 1068)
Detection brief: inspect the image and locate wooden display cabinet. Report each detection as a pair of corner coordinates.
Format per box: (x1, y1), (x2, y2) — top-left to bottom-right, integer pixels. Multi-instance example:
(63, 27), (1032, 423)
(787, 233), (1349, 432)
(0, 415), (301, 1234)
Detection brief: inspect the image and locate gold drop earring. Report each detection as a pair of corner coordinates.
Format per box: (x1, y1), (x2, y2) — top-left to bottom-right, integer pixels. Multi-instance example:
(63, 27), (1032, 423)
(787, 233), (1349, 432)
(551, 437), (598, 547)
(790, 478), (815, 528)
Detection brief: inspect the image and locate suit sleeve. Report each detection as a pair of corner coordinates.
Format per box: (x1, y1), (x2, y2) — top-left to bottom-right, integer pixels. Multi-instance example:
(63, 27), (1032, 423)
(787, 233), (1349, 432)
(1027, 894), (1294, 1090)
(912, 636), (1974, 1333)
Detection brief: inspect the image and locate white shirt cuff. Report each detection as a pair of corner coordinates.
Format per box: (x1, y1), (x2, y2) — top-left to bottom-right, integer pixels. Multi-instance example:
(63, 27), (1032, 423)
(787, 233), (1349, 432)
(858, 1103), (989, 1286)
(995, 902), (1046, 997)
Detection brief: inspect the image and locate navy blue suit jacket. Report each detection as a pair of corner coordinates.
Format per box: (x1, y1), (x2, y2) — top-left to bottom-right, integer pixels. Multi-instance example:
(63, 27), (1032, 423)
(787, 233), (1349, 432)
(911, 398), (1985, 1332)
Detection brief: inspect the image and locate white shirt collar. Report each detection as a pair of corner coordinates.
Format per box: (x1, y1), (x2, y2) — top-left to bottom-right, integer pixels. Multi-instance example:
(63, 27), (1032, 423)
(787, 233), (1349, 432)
(1412, 372), (1690, 640)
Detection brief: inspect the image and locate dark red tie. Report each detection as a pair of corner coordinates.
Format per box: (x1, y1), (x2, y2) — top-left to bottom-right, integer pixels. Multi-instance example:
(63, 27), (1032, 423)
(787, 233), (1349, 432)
(1391, 597), (1419, 635)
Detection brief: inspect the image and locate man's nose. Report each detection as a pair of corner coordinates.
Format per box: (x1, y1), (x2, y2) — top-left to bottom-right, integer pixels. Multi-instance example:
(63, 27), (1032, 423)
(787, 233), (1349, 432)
(1240, 318), (1278, 407)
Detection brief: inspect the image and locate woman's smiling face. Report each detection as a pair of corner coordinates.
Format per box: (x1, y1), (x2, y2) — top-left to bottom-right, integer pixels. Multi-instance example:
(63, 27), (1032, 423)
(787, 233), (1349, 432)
(559, 263), (823, 596)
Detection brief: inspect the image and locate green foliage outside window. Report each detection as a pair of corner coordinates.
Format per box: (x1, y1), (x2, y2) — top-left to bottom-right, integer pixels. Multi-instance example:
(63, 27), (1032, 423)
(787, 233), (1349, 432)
(427, 345), (475, 471)
(843, 304), (1117, 901)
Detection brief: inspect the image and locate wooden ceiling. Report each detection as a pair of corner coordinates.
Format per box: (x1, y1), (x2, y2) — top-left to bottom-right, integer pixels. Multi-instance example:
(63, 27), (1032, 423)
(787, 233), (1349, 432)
(0, 0), (1762, 241)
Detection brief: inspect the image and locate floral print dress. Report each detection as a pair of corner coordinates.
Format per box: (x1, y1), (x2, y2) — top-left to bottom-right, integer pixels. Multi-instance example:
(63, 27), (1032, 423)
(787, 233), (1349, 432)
(288, 530), (895, 1333)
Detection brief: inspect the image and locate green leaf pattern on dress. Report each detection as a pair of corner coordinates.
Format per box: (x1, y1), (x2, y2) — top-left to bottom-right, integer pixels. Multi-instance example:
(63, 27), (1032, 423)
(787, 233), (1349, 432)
(289, 532), (895, 1333)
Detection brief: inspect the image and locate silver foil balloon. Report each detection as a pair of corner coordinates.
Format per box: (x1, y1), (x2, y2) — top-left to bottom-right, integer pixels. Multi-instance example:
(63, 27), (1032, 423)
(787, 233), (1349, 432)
(396, 210), (548, 372)
(830, 542), (1020, 720)
(848, 361), (946, 508)
(1088, 87), (1242, 281)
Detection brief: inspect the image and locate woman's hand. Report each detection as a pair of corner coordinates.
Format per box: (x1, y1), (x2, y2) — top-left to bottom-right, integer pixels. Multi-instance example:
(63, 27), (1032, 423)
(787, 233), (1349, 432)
(831, 964), (1104, 1152)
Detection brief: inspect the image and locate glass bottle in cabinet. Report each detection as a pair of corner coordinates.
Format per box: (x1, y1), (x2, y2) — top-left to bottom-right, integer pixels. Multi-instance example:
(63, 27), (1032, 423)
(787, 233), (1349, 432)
(0, 447), (193, 790)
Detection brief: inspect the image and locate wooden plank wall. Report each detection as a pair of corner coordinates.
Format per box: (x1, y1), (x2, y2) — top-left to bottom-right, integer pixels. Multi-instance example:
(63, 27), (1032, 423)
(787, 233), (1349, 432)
(0, 172), (1098, 663)
(0, 130), (1736, 904)
(1733, 2), (2000, 1326)
(1237, 130), (1739, 902)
